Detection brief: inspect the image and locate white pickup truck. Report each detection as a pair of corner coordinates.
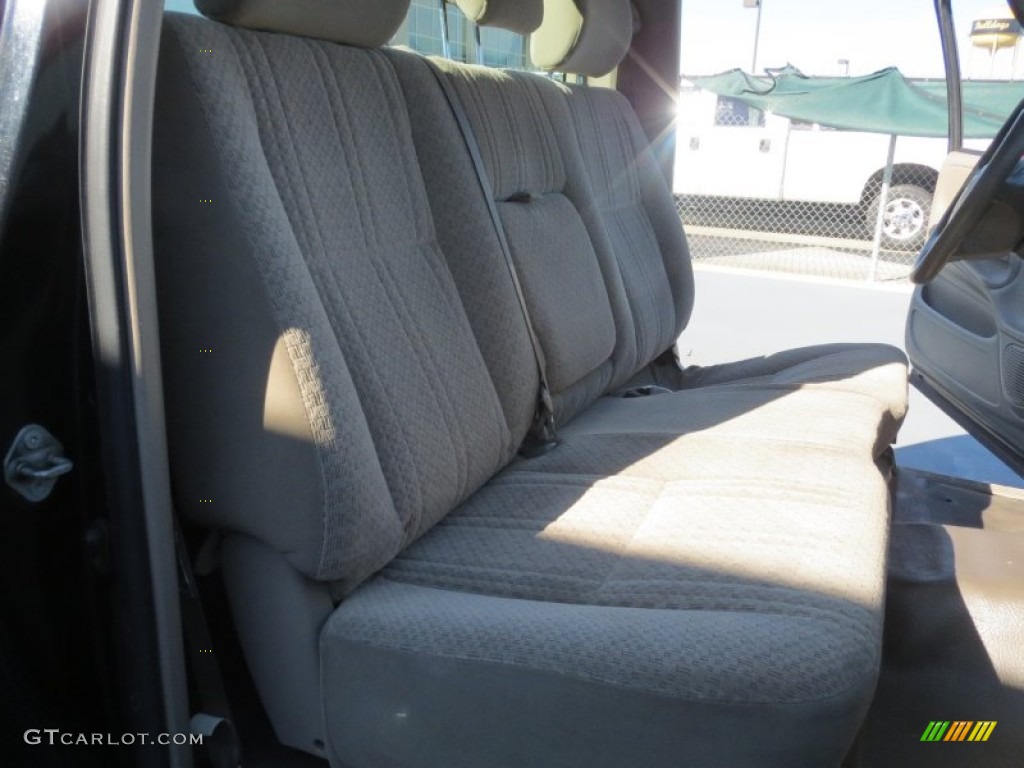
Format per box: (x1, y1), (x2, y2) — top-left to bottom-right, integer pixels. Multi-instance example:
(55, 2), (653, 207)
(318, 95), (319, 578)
(673, 89), (981, 249)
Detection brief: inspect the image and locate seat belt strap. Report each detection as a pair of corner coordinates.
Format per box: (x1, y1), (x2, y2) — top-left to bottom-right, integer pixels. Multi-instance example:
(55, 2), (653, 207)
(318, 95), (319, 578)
(174, 523), (242, 768)
(423, 59), (558, 457)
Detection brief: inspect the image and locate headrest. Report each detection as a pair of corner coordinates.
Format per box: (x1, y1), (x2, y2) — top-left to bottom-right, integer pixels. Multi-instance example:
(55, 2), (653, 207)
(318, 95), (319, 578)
(531, 0), (633, 77)
(455, 0), (543, 34)
(195, 0), (411, 48)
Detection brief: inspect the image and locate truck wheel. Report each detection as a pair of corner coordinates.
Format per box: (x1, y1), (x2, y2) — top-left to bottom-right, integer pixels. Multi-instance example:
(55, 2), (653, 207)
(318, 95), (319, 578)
(866, 184), (933, 251)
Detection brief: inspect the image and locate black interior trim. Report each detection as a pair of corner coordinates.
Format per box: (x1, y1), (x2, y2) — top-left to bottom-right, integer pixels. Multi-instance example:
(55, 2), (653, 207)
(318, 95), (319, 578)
(911, 369), (1024, 479)
(934, 0), (963, 153)
(79, 0), (190, 763)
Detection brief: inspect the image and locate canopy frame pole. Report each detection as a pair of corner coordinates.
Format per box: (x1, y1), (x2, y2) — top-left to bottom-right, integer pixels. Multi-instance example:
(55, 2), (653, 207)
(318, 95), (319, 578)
(751, 1), (763, 74)
(868, 134), (898, 282)
(438, 0), (452, 60)
(935, 0), (963, 153)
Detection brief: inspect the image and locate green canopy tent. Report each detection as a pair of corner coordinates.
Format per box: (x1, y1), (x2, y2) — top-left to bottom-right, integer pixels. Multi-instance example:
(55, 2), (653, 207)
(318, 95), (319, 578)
(680, 67), (1024, 277)
(686, 66), (1024, 138)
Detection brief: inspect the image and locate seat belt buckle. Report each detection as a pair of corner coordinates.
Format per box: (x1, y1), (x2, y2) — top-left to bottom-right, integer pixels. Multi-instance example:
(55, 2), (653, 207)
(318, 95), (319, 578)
(619, 385), (673, 398)
(521, 385), (559, 458)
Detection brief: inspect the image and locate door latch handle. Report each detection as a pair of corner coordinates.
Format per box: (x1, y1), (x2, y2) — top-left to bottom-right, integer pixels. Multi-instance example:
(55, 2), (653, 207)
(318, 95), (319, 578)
(4, 425), (74, 502)
(15, 455), (74, 481)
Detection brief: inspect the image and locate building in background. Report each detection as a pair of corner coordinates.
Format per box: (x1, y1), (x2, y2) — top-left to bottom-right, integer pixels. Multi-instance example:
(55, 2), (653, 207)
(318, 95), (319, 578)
(390, 0), (531, 70)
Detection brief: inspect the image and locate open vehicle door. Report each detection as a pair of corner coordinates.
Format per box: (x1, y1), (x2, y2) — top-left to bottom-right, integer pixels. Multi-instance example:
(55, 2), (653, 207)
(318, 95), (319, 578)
(906, 0), (1024, 475)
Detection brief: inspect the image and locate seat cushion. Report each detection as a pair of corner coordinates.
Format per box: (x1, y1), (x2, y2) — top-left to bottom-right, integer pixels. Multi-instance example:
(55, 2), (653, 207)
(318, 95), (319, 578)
(677, 343), (908, 406)
(565, 388), (902, 464)
(627, 342), (909, 435)
(322, 386), (891, 767)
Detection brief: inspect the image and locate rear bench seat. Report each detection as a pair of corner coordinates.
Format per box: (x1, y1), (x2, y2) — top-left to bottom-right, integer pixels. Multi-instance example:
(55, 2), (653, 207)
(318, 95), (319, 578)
(151, 1), (908, 766)
(391, 1), (906, 439)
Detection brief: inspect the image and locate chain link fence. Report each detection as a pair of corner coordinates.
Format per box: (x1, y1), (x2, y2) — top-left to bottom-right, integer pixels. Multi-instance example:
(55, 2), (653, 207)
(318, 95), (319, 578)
(673, 85), (943, 283)
(675, 163), (932, 283)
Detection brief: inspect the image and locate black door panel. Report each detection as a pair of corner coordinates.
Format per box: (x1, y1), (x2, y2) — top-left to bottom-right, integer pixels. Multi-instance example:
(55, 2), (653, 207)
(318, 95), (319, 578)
(908, 256), (1024, 474)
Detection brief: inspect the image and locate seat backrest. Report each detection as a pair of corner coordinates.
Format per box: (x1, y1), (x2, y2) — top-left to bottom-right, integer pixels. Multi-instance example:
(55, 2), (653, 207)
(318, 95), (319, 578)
(531, 0), (696, 374)
(391, 52), (642, 425)
(404, 0), (695, 425)
(562, 83), (695, 373)
(152, 1), (535, 592)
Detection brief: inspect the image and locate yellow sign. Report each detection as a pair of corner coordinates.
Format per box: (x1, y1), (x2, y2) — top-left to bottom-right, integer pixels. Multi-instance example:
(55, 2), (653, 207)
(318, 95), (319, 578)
(970, 18), (1022, 50)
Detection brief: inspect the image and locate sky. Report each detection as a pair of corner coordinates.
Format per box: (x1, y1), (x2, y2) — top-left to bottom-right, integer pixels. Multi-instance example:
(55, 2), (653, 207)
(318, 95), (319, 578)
(679, 0), (1022, 79)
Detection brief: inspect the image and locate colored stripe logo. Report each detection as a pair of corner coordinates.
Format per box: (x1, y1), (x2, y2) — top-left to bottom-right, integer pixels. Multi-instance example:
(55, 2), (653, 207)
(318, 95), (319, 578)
(920, 721), (997, 742)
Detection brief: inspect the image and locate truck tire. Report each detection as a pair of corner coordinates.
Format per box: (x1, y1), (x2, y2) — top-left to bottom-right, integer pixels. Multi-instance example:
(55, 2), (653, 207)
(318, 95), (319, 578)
(865, 183), (933, 251)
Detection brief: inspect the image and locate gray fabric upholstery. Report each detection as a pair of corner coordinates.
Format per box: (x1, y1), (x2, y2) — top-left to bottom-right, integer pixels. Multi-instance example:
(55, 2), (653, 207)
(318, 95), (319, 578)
(155, 18), (393, 584)
(221, 534), (333, 755)
(324, 388), (891, 765)
(562, 381), (904, 459)
(531, 0), (633, 76)
(195, 0), (410, 47)
(455, 0), (542, 33)
(383, 52), (540, 445)
(155, 16), (515, 588)
(675, 342), (907, 393)
(563, 82), (694, 371)
(386, 433), (888, 628)
(153, 11), (909, 768)
(651, 342), (911, 429)
(498, 195), (616, 392)
(325, 630), (871, 768)
(420, 59), (638, 423)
